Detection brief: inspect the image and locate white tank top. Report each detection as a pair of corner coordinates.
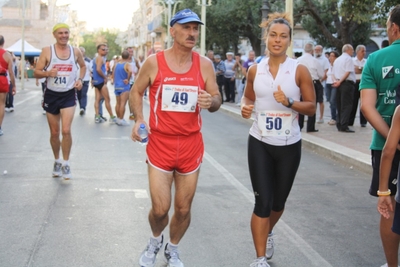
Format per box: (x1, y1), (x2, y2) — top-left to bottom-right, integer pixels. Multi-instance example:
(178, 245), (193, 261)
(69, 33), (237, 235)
(46, 45), (78, 92)
(249, 57), (301, 146)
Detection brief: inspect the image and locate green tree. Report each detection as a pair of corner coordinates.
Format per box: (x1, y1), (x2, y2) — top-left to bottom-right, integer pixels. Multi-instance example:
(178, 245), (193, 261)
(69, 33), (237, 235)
(294, 0), (399, 52)
(80, 29), (122, 59)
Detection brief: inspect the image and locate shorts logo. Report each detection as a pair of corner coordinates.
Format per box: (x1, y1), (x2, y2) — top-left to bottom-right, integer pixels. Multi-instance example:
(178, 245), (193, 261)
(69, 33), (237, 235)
(382, 66), (394, 79)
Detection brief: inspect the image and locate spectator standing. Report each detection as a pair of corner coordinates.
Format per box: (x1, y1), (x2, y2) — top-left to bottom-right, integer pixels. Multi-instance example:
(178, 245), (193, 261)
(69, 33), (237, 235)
(297, 42), (324, 132)
(130, 8), (221, 267)
(360, 5), (400, 267)
(326, 51), (339, 125)
(214, 54), (225, 104)
(0, 35), (16, 136)
(332, 44), (356, 133)
(241, 12), (316, 267)
(349, 44), (367, 127)
(77, 47), (91, 115)
(224, 52), (236, 103)
(314, 45), (330, 123)
(234, 53), (245, 106)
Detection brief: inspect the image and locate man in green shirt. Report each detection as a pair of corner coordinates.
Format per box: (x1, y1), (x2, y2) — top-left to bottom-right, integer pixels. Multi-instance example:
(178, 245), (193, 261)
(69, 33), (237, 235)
(360, 5), (400, 267)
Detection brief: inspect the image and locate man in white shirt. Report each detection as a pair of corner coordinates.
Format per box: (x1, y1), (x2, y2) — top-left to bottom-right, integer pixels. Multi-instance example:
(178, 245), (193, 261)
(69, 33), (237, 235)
(333, 44), (356, 132)
(349, 44), (367, 127)
(297, 42), (324, 132)
(314, 45), (330, 123)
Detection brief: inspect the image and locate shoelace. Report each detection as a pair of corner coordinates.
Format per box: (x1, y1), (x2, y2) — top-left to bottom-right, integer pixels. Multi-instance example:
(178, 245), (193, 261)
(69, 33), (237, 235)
(146, 239), (161, 255)
(267, 237), (274, 248)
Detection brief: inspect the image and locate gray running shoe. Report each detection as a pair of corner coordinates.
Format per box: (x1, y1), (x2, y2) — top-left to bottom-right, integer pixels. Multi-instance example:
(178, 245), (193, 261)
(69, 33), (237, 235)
(62, 165), (72, 180)
(164, 243), (184, 267)
(266, 232), (274, 260)
(100, 115), (107, 122)
(0, 128), (3, 136)
(52, 162), (62, 177)
(109, 116), (118, 124)
(250, 256), (270, 267)
(95, 115), (101, 123)
(139, 235), (163, 267)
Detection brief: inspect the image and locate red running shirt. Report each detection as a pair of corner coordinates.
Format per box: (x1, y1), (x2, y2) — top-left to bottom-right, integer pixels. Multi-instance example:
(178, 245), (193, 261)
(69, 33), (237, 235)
(0, 49), (9, 92)
(149, 51), (205, 136)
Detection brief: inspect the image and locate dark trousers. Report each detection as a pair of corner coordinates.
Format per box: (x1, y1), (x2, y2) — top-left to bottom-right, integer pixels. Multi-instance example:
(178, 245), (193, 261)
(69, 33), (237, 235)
(216, 75), (224, 104)
(77, 81), (89, 110)
(299, 80), (321, 131)
(349, 81), (367, 126)
(5, 83), (13, 108)
(336, 81), (354, 131)
(224, 77), (235, 102)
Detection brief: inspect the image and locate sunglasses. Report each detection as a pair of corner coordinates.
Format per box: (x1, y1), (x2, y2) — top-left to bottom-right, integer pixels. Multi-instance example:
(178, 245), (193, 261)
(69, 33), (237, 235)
(101, 48), (108, 51)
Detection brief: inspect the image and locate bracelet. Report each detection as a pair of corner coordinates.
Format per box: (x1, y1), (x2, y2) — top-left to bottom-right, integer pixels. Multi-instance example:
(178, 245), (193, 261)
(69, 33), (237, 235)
(78, 78), (83, 82)
(377, 189), (391, 196)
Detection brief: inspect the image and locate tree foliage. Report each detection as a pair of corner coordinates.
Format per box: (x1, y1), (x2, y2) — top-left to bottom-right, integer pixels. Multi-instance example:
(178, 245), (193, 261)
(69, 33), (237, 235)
(79, 30), (122, 59)
(294, 0), (399, 52)
(174, 0), (283, 56)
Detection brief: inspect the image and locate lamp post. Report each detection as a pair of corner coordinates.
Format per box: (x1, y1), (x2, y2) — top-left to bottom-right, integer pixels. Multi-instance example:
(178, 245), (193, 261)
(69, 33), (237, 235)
(161, 0), (182, 48)
(285, 0), (294, 58)
(150, 32), (156, 54)
(260, 0), (270, 56)
(197, 0), (212, 56)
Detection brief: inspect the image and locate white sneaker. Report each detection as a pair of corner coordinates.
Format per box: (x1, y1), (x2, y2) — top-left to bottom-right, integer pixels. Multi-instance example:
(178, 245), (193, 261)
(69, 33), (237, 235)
(79, 108), (85, 115)
(4, 107), (9, 112)
(250, 256), (270, 267)
(266, 232), (274, 260)
(9, 107), (14, 112)
(0, 129), (3, 136)
(62, 165), (72, 180)
(380, 264), (400, 267)
(117, 119), (130, 126)
(109, 116), (118, 124)
(52, 162), (62, 177)
(164, 243), (184, 267)
(139, 235), (164, 267)
(317, 118), (324, 124)
(42, 110), (46, 115)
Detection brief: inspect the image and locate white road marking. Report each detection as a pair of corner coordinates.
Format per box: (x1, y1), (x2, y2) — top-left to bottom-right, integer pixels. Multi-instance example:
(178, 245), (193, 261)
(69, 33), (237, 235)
(14, 91), (41, 106)
(97, 188), (148, 198)
(203, 151), (333, 267)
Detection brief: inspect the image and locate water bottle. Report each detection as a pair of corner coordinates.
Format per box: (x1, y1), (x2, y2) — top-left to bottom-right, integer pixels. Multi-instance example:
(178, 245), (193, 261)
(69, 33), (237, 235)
(138, 123), (148, 145)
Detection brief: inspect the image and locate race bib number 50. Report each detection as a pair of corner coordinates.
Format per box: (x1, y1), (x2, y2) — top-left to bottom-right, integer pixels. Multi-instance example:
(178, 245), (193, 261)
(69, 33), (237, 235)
(161, 84), (198, 112)
(258, 110), (293, 136)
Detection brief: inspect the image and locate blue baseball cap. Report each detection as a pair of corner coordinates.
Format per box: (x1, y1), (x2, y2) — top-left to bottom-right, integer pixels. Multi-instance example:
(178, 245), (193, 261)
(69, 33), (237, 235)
(169, 9), (204, 27)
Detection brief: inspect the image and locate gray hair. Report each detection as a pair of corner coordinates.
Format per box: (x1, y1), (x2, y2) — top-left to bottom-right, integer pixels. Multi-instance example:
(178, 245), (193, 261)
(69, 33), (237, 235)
(355, 45), (366, 53)
(304, 42), (314, 53)
(342, 44), (353, 53)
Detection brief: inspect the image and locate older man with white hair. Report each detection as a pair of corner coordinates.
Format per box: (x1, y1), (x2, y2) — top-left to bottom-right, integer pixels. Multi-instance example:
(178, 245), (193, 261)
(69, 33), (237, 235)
(332, 44), (356, 133)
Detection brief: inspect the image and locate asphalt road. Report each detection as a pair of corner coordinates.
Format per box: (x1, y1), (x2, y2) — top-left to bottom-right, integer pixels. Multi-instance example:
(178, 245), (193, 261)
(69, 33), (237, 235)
(0, 84), (386, 267)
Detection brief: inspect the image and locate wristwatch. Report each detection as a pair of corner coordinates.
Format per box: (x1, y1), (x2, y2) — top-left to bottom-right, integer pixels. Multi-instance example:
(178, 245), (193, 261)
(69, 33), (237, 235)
(78, 78), (83, 82)
(286, 97), (294, 108)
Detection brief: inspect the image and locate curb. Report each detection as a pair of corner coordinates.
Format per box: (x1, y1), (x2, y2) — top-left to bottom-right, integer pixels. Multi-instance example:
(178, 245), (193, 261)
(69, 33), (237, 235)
(218, 104), (372, 175)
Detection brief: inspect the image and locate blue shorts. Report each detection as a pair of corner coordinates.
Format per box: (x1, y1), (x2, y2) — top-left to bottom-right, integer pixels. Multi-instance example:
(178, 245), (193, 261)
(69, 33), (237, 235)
(114, 88), (130, 96)
(392, 202), (400, 235)
(43, 88), (76, 115)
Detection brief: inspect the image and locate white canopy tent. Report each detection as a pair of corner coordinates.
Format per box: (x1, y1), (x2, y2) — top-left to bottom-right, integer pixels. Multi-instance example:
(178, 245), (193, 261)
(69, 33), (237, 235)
(6, 39), (41, 57)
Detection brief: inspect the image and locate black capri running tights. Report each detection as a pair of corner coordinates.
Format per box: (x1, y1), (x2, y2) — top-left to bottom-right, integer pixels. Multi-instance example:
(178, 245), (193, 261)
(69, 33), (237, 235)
(248, 135), (301, 218)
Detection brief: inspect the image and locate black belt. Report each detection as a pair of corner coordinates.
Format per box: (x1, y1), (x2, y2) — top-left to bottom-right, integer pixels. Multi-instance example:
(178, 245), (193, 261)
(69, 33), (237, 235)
(313, 80), (321, 84)
(0, 73), (7, 76)
(343, 80), (355, 85)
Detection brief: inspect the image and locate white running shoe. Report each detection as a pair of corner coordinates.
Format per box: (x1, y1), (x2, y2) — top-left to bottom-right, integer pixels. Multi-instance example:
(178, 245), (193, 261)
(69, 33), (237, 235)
(4, 107), (10, 112)
(380, 264), (400, 267)
(52, 162), (62, 177)
(266, 232), (274, 260)
(164, 243), (184, 267)
(0, 129), (3, 136)
(62, 165), (72, 180)
(9, 107), (14, 112)
(118, 119), (130, 126)
(79, 108), (85, 115)
(109, 116), (118, 124)
(139, 235), (164, 267)
(250, 256), (270, 267)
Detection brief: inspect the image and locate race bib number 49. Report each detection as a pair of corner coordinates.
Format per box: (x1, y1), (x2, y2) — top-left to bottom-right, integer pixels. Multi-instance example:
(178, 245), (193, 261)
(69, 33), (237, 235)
(258, 110), (293, 136)
(161, 84), (198, 112)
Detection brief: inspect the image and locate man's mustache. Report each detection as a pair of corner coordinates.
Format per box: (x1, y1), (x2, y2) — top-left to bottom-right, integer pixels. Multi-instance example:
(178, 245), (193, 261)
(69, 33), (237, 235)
(187, 36), (195, 41)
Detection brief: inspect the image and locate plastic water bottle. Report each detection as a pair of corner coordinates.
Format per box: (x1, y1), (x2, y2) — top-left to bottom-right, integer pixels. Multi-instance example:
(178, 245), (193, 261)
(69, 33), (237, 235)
(138, 123), (148, 145)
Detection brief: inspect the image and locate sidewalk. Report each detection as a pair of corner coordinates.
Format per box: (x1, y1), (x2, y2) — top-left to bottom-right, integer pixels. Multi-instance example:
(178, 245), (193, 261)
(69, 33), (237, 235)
(219, 101), (373, 174)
